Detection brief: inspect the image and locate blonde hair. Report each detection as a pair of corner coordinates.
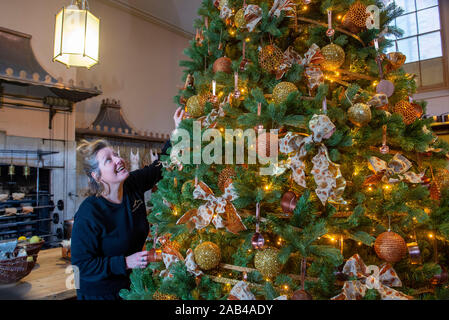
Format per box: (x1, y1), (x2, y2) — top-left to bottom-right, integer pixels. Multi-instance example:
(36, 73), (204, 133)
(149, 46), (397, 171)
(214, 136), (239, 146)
(77, 139), (112, 197)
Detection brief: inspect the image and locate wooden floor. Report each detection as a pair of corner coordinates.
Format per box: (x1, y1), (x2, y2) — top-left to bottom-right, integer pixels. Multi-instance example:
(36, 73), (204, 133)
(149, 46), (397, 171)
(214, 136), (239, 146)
(0, 247), (76, 300)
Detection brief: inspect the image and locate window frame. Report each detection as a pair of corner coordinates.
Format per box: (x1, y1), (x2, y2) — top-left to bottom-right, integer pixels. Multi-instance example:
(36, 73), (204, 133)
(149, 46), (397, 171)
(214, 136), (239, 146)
(388, 0), (449, 93)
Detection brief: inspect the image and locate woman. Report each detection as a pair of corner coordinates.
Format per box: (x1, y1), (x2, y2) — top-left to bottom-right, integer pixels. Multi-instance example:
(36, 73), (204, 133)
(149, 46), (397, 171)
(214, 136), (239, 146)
(71, 107), (184, 300)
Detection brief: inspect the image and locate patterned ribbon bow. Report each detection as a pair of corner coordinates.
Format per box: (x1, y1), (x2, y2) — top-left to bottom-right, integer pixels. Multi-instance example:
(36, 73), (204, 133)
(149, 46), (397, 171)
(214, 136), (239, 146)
(276, 44), (324, 80)
(331, 254), (413, 300)
(214, 0), (233, 19)
(198, 105), (225, 129)
(269, 0), (296, 18)
(158, 235), (203, 279)
(368, 153), (425, 184)
(244, 5), (263, 32)
(279, 114), (346, 205)
(176, 181), (246, 234)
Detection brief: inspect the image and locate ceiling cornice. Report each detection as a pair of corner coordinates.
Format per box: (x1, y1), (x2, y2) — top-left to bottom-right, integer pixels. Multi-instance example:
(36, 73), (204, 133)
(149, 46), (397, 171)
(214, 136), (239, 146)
(98, 0), (194, 39)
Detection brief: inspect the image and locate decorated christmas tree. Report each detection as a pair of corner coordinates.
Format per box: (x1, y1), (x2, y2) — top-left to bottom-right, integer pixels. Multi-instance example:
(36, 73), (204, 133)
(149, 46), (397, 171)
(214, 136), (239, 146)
(120, 0), (449, 300)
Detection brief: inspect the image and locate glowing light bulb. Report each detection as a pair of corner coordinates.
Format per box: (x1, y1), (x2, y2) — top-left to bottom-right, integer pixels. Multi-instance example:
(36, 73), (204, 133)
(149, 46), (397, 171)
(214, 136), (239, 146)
(245, 37), (251, 42)
(337, 15), (342, 20)
(428, 233), (434, 239)
(302, 5), (308, 11)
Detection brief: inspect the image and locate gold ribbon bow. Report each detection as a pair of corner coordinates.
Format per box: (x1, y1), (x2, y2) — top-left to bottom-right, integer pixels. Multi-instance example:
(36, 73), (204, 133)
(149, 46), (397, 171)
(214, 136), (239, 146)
(157, 235), (203, 279)
(368, 153), (425, 184)
(176, 181), (246, 234)
(279, 114), (346, 205)
(331, 254), (413, 300)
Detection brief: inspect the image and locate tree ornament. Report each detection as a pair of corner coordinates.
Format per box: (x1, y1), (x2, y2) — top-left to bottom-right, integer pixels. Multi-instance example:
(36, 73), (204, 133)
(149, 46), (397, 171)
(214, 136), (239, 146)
(272, 82), (298, 104)
(435, 168), (449, 189)
(291, 289), (312, 300)
(251, 202), (265, 250)
(431, 265), (449, 286)
(153, 291), (177, 300)
(347, 103), (372, 127)
(254, 247), (282, 278)
(234, 8), (247, 28)
(342, 1), (369, 34)
(392, 100), (418, 125)
(213, 56), (233, 74)
(256, 131), (278, 158)
(429, 181), (441, 201)
(321, 43), (345, 71)
(258, 45), (283, 73)
(280, 191), (298, 215)
(406, 241), (422, 265)
(218, 166), (236, 192)
(194, 241), (221, 270)
(374, 231), (407, 263)
(186, 95), (205, 117)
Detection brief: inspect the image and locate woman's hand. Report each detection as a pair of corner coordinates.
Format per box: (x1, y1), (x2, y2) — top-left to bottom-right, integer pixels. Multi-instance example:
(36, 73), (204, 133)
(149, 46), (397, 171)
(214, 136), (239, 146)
(173, 107), (185, 129)
(125, 251), (150, 269)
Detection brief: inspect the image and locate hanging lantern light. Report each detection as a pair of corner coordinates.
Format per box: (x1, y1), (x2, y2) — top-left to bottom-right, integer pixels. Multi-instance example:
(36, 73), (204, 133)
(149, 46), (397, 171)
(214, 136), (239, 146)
(8, 155), (15, 179)
(23, 154), (30, 179)
(53, 0), (100, 69)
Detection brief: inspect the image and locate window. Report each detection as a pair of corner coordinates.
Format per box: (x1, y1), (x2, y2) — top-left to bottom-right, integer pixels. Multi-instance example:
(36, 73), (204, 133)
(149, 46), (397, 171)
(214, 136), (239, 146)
(385, 0), (446, 90)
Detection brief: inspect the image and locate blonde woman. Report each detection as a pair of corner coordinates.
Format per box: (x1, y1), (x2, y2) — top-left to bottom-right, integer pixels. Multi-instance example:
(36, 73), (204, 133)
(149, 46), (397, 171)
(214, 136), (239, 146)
(71, 107), (184, 300)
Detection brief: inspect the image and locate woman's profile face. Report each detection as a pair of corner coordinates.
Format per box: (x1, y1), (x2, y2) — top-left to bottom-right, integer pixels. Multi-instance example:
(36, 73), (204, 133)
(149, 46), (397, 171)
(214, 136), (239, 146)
(95, 147), (129, 185)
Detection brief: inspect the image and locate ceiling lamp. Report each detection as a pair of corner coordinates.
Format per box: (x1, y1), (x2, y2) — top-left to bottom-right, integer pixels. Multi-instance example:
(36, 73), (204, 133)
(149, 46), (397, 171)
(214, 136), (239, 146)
(53, 0), (100, 69)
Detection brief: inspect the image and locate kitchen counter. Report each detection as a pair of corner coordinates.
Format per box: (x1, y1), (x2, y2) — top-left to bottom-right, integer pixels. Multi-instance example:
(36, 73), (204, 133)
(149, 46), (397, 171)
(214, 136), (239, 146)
(0, 247), (76, 300)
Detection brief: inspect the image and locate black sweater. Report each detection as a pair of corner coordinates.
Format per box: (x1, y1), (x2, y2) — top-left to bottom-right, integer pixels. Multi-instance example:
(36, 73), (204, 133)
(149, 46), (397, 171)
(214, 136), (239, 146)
(71, 142), (169, 297)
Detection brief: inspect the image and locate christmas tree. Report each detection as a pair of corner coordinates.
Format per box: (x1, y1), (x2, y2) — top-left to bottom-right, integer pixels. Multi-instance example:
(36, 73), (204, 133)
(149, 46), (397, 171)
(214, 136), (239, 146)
(120, 0), (449, 300)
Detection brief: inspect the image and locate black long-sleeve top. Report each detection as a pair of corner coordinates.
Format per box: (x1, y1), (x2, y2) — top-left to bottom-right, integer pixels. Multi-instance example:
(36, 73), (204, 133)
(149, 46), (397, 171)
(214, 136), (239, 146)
(71, 141), (170, 297)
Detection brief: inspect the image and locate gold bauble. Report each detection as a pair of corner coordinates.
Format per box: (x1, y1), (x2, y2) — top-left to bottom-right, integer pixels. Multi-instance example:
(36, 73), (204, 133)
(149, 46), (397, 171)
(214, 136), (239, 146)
(194, 241), (221, 270)
(321, 44), (345, 71)
(393, 100), (418, 125)
(213, 57), (233, 74)
(258, 45), (283, 73)
(186, 95), (205, 117)
(254, 247), (282, 278)
(435, 168), (449, 190)
(374, 231), (407, 263)
(348, 103), (372, 127)
(234, 8), (246, 28)
(153, 291), (178, 300)
(218, 167), (236, 192)
(272, 82), (298, 104)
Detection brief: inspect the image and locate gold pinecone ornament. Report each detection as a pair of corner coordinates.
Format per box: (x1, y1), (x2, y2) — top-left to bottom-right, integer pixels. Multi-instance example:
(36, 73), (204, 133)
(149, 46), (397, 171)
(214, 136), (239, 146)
(194, 241), (221, 270)
(374, 231), (407, 263)
(234, 8), (246, 28)
(393, 100), (418, 125)
(342, 1), (369, 33)
(218, 166), (236, 192)
(258, 45), (283, 73)
(186, 95), (206, 117)
(348, 103), (372, 127)
(321, 44), (345, 71)
(272, 82), (298, 104)
(254, 247), (282, 278)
